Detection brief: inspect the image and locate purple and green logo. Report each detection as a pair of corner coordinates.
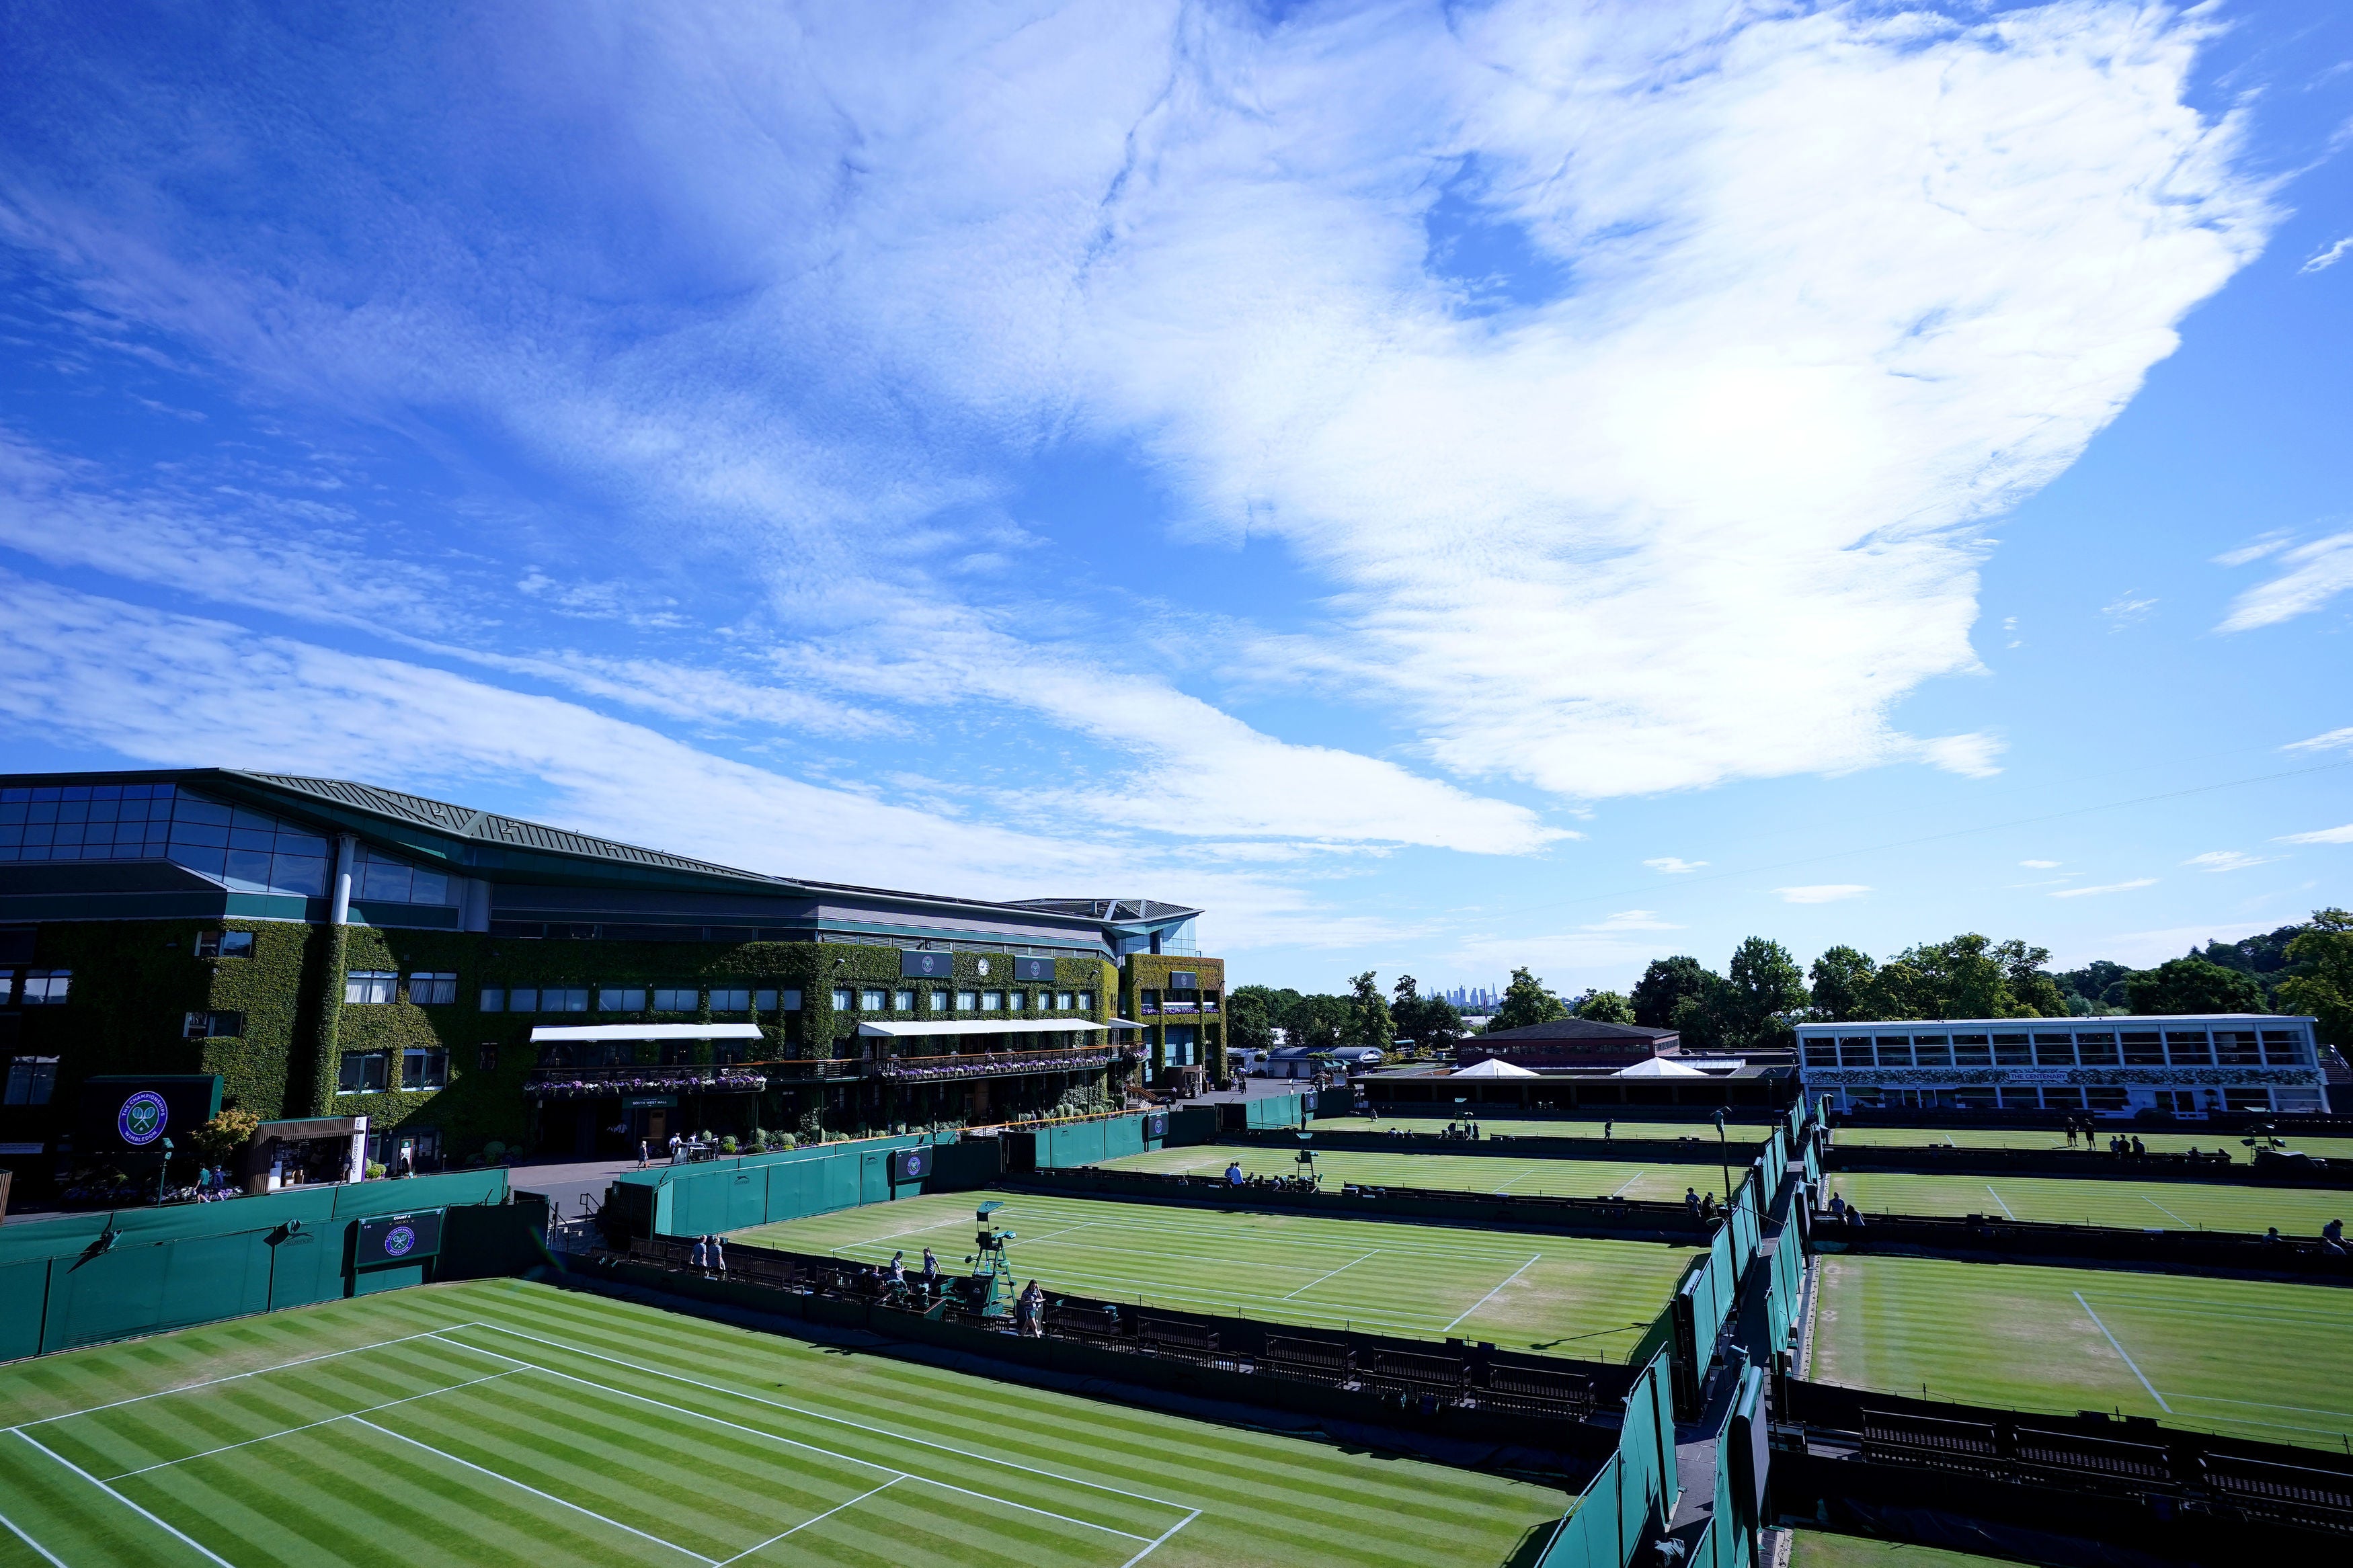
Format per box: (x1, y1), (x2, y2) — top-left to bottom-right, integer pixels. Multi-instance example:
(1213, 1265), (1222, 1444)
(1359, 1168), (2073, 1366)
(118, 1091), (169, 1147)
(383, 1225), (417, 1257)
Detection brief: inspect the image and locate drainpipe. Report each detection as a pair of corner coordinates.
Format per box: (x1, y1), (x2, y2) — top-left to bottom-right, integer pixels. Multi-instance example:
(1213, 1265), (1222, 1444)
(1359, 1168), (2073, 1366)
(329, 833), (358, 926)
(310, 833), (360, 1116)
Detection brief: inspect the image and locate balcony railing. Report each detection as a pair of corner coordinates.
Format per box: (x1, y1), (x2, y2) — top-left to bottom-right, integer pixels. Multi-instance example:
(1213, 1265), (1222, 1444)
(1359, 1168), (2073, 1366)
(524, 1063), (768, 1099)
(873, 1044), (1142, 1084)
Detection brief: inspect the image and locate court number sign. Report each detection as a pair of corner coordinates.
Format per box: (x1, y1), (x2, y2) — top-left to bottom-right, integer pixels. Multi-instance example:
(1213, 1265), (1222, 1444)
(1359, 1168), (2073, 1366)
(354, 1208), (446, 1268)
(889, 1147), (931, 1184)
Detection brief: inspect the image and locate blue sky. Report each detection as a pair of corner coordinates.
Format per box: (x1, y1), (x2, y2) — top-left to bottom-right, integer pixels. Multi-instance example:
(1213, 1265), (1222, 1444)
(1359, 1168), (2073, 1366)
(1, 1), (2350, 993)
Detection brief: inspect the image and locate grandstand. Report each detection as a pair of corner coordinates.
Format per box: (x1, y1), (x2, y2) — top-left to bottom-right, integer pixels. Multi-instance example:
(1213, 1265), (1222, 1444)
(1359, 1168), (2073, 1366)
(4, 1085), (2350, 1567)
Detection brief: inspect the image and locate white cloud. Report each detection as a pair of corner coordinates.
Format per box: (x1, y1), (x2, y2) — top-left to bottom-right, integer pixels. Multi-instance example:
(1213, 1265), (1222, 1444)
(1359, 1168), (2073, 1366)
(2285, 727), (2353, 754)
(2182, 850), (2278, 872)
(2302, 235), (2353, 274)
(0, 0), (2272, 811)
(2054, 922), (2272, 970)
(2102, 591), (2158, 631)
(2019, 859), (2061, 868)
(2211, 530), (2291, 567)
(2220, 532), (2353, 632)
(1777, 884), (1870, 904)
(1583, 909), (1683, 932)
(2276, 824), (2353, 845)
(2051, 878), (2158, 898)
(1644, 857), (1708, 874)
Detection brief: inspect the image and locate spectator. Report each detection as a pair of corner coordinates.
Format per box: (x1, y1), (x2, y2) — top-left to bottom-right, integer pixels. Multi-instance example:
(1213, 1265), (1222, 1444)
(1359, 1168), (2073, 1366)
(1685, 1187), (1702, 1217)
(711, 1233), (727, 1275)
(1603, 1120), (1614, 1140)
(1226, 1160), (1244, 1187)
(2262, 1227), (2282, 1247)
(889, 1250), (907, 1287)
(1827, 1192), (1847, 1219)
(2324, 1219), (2346, 1257)
(1700, 1193), (1718, 1223)
(1847, 1206), (1866, 1229)
(2130, 1136), (2146, 1158)
(690, 1235), (708, 1273)
(921, 1247), (941, 1298)
(638, 1139), (649, 1170)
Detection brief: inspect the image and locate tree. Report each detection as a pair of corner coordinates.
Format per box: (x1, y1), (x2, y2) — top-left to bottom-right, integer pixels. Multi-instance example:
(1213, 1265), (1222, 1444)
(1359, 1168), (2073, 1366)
(2279, 909), (2353, 1049)
(1726, 936), (1806, 1046)
(2057, 960), (2133, 1014)
(1574, 989), (1635, 1025)
(1631, 956), (1714, 1030)
(1345, 970), (1394, 1052)
(2124, 956), (2266, 1016)
(1490, 966), (1568, 1032)
(1808, 946), (1877, 1022)
(1391, 975), (1464, 1051)
(1227, 989), (1275, 1054)
(189, 1106), (259, 1162)
(1294, 993), (1349, 1051)
(1993, 940), (2067, 1018)
(1853, 934), (2057, 1020)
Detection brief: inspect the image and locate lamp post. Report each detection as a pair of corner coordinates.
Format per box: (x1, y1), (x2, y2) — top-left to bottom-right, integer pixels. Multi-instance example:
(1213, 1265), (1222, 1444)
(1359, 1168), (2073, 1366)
(1712, 1109), (1730, 1213)
(156, 1136), (176, 1204)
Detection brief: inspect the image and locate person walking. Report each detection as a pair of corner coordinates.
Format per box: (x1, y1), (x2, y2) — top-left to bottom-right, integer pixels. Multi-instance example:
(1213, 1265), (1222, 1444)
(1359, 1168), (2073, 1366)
(690, 1235), (708, 1274)
(711, 1233), (726, 1276)
(638, 1139), (649, 1169)
(920, 1247), (941, 1300)
(1603, 1120), (1614, 1141)
(1685, 1186), (1702, 1218)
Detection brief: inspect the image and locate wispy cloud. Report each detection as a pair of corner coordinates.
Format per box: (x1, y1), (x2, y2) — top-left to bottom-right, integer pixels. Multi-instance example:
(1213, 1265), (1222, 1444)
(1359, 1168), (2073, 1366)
(2019, 859), (2061, 868)
(2102, 591), (2158, 632)
(2212, 530), (2292, 567)
(2051, 878), (2158, 898)
(1583, 909), (1683, 932)
(2302, 235), (2353, 274)
(2182, 850), (2278, 872)
(2276, 823), (2353, 845)
(2219, 532), (2353, 632)
(2285, 727), (2353, 754)
(1777, 884), (1870, 904)
(1644, 857), (1708, 875)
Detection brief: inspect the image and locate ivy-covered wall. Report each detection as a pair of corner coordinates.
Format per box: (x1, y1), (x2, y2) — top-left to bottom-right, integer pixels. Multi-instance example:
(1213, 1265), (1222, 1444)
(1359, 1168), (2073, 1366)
(1122, 953), (1227, 1083)
(7, 916), (1134, 1163)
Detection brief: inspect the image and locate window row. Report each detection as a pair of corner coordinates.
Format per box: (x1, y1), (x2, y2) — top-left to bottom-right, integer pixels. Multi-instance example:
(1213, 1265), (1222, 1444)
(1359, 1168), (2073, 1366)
(336, 1046), (448, 1094)
(3, 1056), (56, 1105)
(828, 988), (1096, 1014)
(342, 971), (458, 1005)
(0, 970), (71, 1006)
(1802, 1028), (2311, 1069)
(479, 985), (798, 1014)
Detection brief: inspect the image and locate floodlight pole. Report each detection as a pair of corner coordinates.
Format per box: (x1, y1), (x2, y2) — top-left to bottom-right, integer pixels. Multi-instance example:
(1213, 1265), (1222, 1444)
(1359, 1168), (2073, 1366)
(1713, 1110), (1729, 1212)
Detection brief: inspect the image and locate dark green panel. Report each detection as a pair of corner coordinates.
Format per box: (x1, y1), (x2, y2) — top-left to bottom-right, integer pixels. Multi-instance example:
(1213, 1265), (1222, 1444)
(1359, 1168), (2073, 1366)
(42, 1242), (170, 1351)
(0, 1257), (47, 1361)
(352, 1261), (425, 1294)
(155, 1232), (272, 1331)
(266, 1224), (346, 1311)
(860, 1149), (889, 1206)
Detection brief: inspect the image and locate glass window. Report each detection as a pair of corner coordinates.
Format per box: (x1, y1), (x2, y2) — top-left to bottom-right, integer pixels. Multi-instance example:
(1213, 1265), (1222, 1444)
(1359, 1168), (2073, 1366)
(479, 987), (506, 1012)
(652, 987), (698, 1012)
(182, 1011), (243, 1039)
(893, 989), (914, 1011)
(0, 974), (11, 1004)
(861, 989), (886, 1011)
(764, 989), (792, 1011)
(2121, 1032), (2165, 1066)
(508, 987), (538, 1012)
(22, 970), (70, 1005)
(2075, 1033), (2118, 1064)
(1992, 1034), (2032, 1066)
(598, 987), (647, 1013)
(1168, 971), (1198, 991)
(2032, 1034), (2077, 1066)
(345, 970), (397, 1005)
(338, 1051), (389, 1092)
(195, 930), (255, 959)
(1056, 991), (1075, 1011)
(477, 1041), (498, 1071)
(711, 988), (750, 1011)
(2165, 1032), (2215, 1065)
(3, 1057), (58, 1105)
(831, 988), (853, 1010)
(2261, 1035), (2307, 1067)
(1140, 990), (1161, 1014)
(401, 1046), (449, 1089)
(980, 991), (1003, 1012)
(1802, 1040), (1838, 1066)
(1077, 991), (1094, 1011)
(409, 973), (457, 1005)
(1950, 1035), (1991, 1066)
(956, 990), (979, 1012)
(1911, 1036), (1952, 1067)
(1872, 1038), (1913, 1067)
(928, 990), (949, 1012)
(547, 987), (589, 1013)
(1008, 991), (1026, 1012)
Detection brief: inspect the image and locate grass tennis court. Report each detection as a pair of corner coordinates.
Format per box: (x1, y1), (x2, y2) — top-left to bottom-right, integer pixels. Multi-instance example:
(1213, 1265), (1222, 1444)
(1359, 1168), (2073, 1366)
(1808, 1255), (2353, 1450)
(1101, 1143), (1727, 1204)
(1310, 1116), (1777, 1147)
(1819, 1170), (2348, 1235)
(0, 1278), (1569, 1568)
(736, 1188), (1695, 1359)
(1827, 1126), (2353, 1159)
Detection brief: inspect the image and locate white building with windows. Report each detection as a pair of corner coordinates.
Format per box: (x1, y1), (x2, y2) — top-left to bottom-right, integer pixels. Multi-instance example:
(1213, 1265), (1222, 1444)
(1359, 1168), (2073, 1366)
(1794, 1014), (2327, 1117)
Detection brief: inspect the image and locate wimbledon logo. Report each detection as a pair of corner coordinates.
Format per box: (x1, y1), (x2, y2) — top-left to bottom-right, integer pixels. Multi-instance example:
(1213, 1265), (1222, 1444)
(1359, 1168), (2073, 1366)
(384, 1225), (417, 1258)
(118, 1091), (169, 1147)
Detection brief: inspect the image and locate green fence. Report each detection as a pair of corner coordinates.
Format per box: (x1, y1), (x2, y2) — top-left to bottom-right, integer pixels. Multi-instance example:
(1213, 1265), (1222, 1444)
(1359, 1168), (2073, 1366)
(1033, 1112), (1158, 1168)
(1536, 1352), (1677, 1567)
(0, 1168), (514, 1360)
(1244, 1092), (1310, 1129)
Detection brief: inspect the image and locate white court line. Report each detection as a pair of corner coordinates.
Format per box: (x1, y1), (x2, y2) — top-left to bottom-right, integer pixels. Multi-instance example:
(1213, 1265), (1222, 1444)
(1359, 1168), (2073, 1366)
(713, 1479), (898, 1567)
(1984, 1185), (2016, 1220)
(459, 1321), (1193, 1516)
(1117, 1508), (1202, 1568)
(2142, 1195), (2192, 1228)
(1443, 1255), (1542, 1333)
(346, 1417), (714, 1564)
(9, 1325), (466, 1432)
(1491, 1170), (1540, 1194)
(0, 1507), (69, 1568)
(1608, 1171), (1646, 1197)
(436, 1333), (1150, 1543)
(1282, 1251), (1382, 1299)
(107, 1369), (519, 1479)
(2073, 1292), (2172, 1413)
(2169, 1393), (2353, 1418)
(14, 1432), (236, 1568)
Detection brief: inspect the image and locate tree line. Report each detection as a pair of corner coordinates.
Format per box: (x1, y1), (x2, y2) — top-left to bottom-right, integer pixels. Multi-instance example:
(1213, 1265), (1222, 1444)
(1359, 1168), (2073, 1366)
(1226, 908), (2353, 1057)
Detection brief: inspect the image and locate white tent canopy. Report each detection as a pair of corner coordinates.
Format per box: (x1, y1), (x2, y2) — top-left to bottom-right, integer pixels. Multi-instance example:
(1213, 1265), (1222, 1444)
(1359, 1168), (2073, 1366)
(1611, 1057), (1709, 1078)
(1451, 1057), (1540, 1078)
(856, 1019), (1106, 1038)
(528, 1023), (763, 1043)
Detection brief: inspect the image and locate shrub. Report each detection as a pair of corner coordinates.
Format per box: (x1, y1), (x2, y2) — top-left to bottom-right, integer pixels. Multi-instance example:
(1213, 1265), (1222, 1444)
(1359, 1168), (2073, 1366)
(364, 1161), (387, 1180)
(482, 1140), (506, 1161)
(720, 1136), (738, 1155)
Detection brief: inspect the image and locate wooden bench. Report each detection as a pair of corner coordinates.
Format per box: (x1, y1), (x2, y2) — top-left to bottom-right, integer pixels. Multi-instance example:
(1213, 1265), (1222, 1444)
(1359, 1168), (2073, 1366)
(1260, 1335), (1353, 1384)
(1860, 1411), (2003, 1477)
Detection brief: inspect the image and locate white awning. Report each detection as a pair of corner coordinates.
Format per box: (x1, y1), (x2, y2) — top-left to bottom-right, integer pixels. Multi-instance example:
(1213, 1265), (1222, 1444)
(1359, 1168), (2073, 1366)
(1106, 1018), (1146, 1030)
(1611, 1057), (1710, 1078)
(856, 1019), (1107, 1038)
(1452, 1057), (1539, 1078)
(528, 1023), (765, 1043)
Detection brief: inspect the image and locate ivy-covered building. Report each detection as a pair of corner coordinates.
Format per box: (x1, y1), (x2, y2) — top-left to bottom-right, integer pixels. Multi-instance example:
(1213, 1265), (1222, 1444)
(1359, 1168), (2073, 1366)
(0, 770), (1224, 1170)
